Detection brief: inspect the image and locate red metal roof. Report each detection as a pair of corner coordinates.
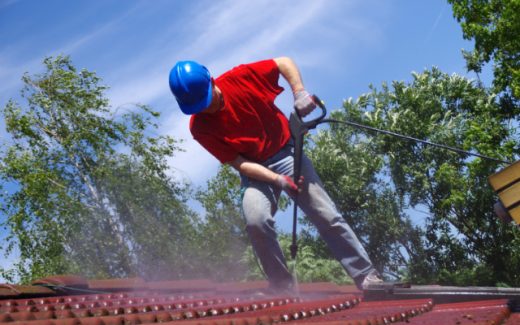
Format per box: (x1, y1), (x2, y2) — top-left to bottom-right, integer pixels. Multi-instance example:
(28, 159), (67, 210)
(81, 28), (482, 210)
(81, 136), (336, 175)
(0, 275), (518, 324)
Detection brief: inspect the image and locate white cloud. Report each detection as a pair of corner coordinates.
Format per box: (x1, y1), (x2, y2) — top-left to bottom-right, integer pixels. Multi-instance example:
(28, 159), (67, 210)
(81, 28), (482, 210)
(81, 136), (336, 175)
(161, 111), (220, 187)
(0, 0), (19, 10)
(0, 2), (143, 139)
(0, 55), (43, 104)
(106, 0), (327, 105)
(424, 5), (446, 45)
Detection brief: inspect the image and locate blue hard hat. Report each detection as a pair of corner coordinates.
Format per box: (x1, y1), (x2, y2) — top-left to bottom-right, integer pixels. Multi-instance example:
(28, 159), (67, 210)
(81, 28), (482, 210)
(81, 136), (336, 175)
(169, 60), (213, 115)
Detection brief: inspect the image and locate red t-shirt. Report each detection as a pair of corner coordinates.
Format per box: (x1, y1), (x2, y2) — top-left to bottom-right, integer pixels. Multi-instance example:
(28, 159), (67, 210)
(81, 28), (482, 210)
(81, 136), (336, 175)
(190, 59), (291, 163)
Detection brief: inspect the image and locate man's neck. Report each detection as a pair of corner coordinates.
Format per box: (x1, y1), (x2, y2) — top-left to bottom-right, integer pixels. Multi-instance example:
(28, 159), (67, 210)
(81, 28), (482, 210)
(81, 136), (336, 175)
(202, 86), (225, 114)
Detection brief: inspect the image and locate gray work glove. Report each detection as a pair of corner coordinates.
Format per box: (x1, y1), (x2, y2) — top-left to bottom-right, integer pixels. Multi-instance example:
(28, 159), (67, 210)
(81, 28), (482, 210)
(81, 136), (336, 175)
(294, 90), (316, 117)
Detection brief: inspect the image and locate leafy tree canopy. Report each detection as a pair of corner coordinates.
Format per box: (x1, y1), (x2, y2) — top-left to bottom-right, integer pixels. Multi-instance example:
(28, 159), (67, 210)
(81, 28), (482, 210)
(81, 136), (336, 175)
(0, 56), (201, 283)
(315, 67), (519, 285)
(448, 0), (520, 105)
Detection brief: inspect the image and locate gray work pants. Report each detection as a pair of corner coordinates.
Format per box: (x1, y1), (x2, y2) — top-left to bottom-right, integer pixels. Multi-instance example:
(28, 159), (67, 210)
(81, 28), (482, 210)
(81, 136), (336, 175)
(241, 141), (375, 289)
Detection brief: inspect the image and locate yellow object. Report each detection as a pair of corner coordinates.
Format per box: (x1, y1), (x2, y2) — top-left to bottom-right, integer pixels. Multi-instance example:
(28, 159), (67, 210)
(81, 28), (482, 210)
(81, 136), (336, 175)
(489, 160), (520, 224)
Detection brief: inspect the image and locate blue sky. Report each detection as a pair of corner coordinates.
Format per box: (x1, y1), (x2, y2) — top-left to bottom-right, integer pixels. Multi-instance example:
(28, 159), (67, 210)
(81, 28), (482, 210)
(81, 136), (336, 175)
(0, 0), (477, 277)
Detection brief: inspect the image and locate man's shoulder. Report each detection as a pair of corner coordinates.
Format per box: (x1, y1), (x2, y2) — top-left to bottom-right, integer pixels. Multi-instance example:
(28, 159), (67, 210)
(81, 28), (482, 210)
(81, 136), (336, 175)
(189, 113), (204, 134)
(217, 63), (248, 80)
(217, 59), (276, 80)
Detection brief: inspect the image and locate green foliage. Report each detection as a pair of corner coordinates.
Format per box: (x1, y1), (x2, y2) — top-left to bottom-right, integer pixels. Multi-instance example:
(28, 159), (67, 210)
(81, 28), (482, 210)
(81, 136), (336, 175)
(437, 264), (495, 286)
(241, 234), (353, 285)
(326, 67), (519, 286)
(448, 0), (520, 103)
(0, 56), (201, 283)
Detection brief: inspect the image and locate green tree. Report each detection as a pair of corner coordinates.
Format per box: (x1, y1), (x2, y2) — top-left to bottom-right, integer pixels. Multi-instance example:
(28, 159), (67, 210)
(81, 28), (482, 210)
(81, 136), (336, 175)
(448, 0), (520, 104)
(338, 67), (519, 285)
(0, 56), (200, 283)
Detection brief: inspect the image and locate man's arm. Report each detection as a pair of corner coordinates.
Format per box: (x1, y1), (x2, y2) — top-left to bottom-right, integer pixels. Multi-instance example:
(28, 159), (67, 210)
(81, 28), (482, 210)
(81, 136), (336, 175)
(228, 155), (278, 183)
(274, 57), (316, 117)
(273, 57), (305, 95)
(228, 154), (300, 195)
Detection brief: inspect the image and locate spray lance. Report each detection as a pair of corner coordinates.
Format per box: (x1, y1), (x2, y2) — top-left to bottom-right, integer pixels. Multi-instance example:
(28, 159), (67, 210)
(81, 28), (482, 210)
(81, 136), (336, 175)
(288, 95), (512, 260)
(288, 96), (327, 259)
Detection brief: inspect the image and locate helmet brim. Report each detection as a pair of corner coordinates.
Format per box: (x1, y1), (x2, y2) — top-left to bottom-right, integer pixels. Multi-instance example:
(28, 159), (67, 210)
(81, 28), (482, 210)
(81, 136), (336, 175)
(178, 80), (213, 115)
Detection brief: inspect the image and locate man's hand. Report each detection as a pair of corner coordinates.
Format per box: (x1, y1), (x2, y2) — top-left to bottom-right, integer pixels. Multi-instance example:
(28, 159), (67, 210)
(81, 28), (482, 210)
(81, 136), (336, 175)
(275, 175), (304, 196)
(294, 90), (316, 117)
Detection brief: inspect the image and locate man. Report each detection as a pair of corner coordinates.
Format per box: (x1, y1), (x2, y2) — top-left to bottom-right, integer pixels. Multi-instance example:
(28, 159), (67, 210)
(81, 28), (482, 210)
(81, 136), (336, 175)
(169, 57), (383, 292)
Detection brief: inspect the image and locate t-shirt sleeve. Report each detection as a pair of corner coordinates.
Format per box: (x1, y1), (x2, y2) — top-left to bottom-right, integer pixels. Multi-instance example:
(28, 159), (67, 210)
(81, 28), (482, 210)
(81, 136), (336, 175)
(244, 59), (284, 100)
(246, 59), (280, 85)
(192, 133), (238, 164)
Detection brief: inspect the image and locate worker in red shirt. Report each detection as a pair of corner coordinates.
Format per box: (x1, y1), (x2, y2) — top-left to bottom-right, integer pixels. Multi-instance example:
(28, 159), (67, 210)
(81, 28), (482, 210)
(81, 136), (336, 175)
(169, 57), (383, 292)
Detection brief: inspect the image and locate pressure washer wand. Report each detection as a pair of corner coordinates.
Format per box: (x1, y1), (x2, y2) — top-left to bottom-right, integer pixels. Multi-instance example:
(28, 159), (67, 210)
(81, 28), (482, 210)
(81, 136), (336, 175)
(289, 96), (327, 259)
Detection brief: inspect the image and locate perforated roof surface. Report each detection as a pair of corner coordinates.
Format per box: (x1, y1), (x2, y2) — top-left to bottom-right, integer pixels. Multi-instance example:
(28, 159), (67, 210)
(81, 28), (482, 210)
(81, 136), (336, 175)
(0, 276), (519, 325)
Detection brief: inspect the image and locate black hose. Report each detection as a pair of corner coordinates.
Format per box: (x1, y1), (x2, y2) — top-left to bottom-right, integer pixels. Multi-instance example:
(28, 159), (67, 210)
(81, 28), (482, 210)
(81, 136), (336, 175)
(323, 118), (512, 165)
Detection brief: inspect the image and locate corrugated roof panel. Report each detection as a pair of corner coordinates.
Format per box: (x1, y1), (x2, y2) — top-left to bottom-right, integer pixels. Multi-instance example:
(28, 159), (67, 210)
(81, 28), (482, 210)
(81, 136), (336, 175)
(293, 298), (433, 324)
(172, 296), (360, 325)
(402, 299), (510, 324)
(1, 276), (520, 324)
